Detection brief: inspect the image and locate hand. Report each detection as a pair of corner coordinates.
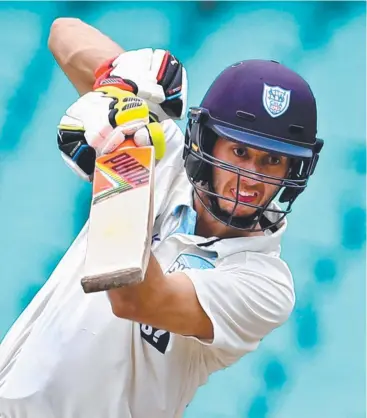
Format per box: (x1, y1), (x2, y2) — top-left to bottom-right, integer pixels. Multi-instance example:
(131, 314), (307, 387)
(57, 86), (166, 181)
(93, 48), (187, 122)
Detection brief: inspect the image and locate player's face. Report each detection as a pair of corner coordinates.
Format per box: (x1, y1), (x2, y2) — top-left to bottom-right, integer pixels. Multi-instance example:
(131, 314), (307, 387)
(211, 138), (290, 217)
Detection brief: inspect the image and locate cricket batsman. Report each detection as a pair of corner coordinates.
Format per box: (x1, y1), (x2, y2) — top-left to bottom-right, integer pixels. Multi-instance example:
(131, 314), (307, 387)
(0, 18), (324, 418)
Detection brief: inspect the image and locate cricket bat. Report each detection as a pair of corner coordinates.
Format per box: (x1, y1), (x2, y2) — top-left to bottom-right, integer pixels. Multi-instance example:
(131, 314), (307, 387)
(81, 139), (155, 293)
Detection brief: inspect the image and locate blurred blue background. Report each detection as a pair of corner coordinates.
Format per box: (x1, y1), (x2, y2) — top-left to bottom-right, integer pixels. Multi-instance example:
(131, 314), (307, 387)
(0, 1), (365, 417)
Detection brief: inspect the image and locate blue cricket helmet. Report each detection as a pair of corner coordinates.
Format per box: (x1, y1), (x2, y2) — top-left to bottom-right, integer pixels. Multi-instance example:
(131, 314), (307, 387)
(183, 59), (324, 231)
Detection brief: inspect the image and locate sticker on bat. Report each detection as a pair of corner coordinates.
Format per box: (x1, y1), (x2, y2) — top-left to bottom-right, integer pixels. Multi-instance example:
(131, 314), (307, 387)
(93, 150), (151, 204)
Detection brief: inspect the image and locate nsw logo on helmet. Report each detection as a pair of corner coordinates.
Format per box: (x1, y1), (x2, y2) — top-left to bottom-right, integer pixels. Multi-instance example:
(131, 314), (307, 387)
(262, 83), (291, 118)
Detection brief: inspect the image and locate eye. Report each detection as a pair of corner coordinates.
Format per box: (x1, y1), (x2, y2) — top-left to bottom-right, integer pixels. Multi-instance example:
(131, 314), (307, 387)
(267, 155), (281, 165)
(233, 147), (247, 157)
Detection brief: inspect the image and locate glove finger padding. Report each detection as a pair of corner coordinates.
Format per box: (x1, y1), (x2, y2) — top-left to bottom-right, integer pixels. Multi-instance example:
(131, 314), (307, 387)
(94, 86), (149, 131)
(58, 87), (151, 181)
(94, 48), (187, 121)
(95, 86), (150, 154)
(133, 122), (166, 160)
(94, 49), (164, 101)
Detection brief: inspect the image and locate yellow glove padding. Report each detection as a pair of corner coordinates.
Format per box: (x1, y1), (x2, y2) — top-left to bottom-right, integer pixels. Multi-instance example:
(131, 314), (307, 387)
(95, 86), (166, 160)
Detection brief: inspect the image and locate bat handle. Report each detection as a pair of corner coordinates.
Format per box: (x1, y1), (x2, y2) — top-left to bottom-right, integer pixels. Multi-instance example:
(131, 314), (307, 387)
(117, 137), (136, 151)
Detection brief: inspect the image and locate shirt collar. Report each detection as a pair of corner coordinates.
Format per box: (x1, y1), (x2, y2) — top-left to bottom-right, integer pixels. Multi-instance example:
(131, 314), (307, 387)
(206, 216), (286, 258)
(172, 182), (195, 217)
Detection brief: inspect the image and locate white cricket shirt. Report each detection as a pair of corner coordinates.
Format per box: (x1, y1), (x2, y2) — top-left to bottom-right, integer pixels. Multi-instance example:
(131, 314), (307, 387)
(0, 121), (295, 418)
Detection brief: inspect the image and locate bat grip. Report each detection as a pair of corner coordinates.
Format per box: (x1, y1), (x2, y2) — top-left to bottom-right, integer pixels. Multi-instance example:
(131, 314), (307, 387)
(117, 137), (136, 151)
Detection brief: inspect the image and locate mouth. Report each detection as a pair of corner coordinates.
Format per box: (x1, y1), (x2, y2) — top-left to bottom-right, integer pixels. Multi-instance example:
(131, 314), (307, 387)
(230, 188), (259, 204)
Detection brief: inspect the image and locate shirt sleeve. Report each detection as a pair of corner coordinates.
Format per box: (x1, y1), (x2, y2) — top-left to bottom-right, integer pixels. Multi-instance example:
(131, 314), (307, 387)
(184, 252), (295, 369)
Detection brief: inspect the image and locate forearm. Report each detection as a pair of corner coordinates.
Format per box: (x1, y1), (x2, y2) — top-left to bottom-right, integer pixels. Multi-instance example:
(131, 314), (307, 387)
(107, 253), (213, 339)
(48, 18), (124, 95)
(107, 254), (166, 321)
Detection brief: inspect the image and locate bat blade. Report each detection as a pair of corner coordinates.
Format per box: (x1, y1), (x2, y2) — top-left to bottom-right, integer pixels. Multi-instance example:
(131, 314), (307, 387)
(81, 142), (154, 293)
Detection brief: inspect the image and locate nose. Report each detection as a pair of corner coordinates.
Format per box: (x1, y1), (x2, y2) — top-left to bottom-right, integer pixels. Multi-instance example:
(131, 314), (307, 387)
(239, 160), (264, 186)
(240, 175), (262, 188)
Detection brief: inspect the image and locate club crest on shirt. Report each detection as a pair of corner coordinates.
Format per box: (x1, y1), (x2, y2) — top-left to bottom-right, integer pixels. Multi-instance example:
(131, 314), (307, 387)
(167, 253), (215, 274)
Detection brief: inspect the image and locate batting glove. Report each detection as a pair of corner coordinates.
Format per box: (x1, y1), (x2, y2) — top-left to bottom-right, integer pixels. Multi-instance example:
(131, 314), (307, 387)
(58, 86), (166, 182)
(93, 48), (187, 122)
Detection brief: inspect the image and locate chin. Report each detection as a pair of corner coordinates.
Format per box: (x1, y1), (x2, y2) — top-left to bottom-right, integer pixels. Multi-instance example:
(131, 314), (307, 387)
(234, 207), (258, 218)
(219, 201), (258, 218)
